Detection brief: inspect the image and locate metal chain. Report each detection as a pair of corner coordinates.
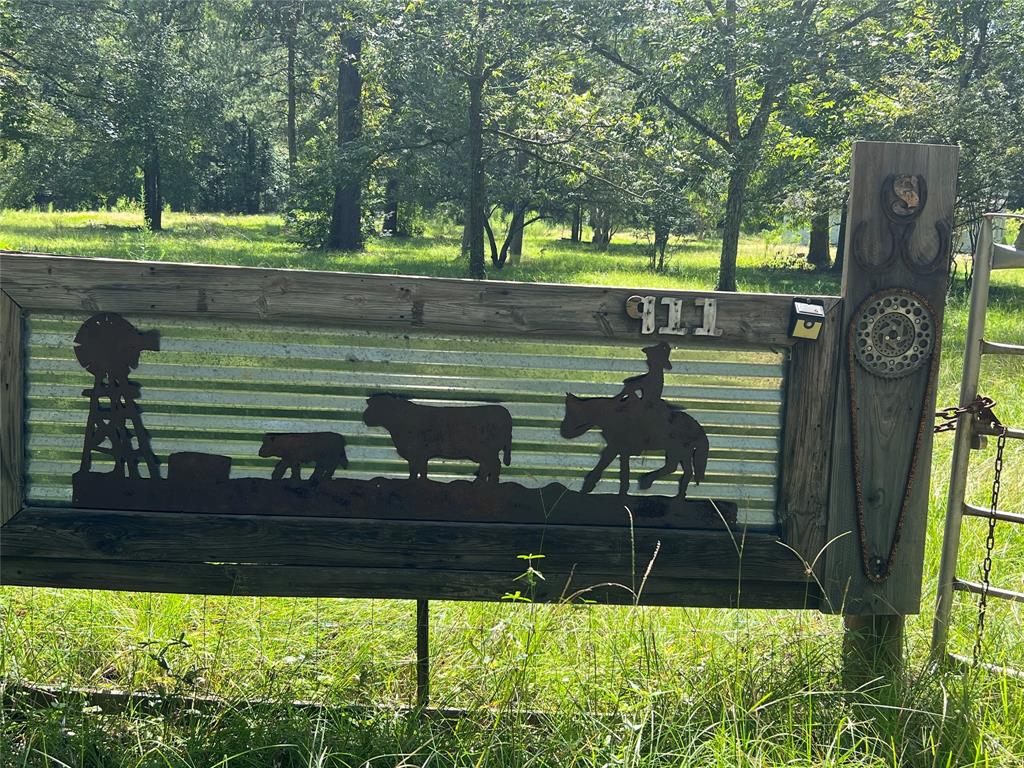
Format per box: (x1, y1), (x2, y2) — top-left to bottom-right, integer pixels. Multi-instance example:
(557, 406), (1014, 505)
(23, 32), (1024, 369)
(934, 395), (1000, 434)
(973, 427), (1007, 666)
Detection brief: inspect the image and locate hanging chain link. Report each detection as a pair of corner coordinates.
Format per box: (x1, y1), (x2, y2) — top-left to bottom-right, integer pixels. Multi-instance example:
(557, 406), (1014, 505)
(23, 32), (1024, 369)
(973, 426), (1007, 666)
(934, 395), (1000, 434)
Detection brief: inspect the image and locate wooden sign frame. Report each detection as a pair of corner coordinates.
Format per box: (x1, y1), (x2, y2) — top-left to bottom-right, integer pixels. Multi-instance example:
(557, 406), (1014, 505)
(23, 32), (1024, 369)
(0, 143), (958, 650)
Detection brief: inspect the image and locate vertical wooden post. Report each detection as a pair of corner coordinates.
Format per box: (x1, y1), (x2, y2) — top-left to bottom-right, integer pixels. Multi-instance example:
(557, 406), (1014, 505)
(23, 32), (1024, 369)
(1, 290), (25, 527)
(842, 614), (905, 691)
(822, 142), (959, 682)
(416, 598), (429, 707)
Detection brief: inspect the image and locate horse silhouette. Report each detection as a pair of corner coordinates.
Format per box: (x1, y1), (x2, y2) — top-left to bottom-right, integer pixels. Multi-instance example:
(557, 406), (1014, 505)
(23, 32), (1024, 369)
(560, 393), (708, 498)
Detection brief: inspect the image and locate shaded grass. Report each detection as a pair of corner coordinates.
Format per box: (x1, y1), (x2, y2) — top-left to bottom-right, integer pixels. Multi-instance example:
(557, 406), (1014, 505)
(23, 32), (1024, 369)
(1, 210), (1023, 766)
(0, 208), (841, 293)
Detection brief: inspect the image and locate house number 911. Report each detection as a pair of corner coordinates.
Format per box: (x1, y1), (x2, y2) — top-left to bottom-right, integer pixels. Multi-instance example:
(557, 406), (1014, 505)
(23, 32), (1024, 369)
(624, 295), (723, 337)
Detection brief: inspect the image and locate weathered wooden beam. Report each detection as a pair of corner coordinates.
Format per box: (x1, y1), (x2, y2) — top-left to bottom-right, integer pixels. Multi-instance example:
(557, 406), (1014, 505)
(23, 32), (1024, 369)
(777, 302), (843, 571)
(0, 557), (821, 608)
(0, 290), (25, 526)
(0, 252), (839, 348)
(0, 506), (808, 583)
(824, 141), (959, 617)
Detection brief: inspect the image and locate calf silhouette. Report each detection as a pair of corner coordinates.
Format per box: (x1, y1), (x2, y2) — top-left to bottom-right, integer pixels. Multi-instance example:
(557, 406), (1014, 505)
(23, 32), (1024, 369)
(363, 394), (512, 483)
(260, 432), (349, 481)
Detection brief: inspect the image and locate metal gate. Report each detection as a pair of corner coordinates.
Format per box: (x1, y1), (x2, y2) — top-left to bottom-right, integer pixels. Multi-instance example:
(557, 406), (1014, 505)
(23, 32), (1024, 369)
(932, 211), (1024, 673)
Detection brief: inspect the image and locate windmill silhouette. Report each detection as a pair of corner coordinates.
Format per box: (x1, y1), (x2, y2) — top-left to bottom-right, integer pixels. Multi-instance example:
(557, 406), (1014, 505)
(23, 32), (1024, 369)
(74, 313), (161, 479)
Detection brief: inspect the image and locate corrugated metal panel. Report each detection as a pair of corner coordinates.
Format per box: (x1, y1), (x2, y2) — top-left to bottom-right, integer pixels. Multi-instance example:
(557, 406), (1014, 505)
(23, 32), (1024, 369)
(24, 313), (787, 526)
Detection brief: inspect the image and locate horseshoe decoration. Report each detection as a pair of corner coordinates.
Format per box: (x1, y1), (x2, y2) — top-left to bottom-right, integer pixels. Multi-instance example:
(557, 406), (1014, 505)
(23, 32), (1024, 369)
(853, 174), (951, 274)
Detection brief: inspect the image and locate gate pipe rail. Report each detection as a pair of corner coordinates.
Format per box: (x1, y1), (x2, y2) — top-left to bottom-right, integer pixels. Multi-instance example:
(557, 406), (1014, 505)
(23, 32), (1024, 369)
(931, 212), (1023, 661)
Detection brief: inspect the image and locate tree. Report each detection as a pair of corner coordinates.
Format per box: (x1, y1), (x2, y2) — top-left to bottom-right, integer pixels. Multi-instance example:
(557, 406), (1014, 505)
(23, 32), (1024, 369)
(326, 28), (364, 250)
(575, 0), (898, 289)
(3, 0), (234, 227)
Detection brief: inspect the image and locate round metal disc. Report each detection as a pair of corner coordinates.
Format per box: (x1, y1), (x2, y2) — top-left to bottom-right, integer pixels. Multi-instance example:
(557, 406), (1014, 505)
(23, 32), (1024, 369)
(853, 290), (934, 379)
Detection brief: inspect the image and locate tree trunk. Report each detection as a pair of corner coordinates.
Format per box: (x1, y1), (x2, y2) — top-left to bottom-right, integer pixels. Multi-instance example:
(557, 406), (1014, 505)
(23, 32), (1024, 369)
(244, 121), (260, 214)
(570, 203), (582, 243)
(833, 201), (848, 273)
(806, 210), (831, 270)
(142, 138), (162, 232)
(507, 206), (525, 266)
(326, 29), (363, 251)
(653, 221), (670, 271)
(484, 216), (499, 266)
(591, 206), (612, 250)
(716, 165), (749, 291)
(464, 40), (486, 278)
(382, 176), (400, 236)
(286, 29), (297, 171)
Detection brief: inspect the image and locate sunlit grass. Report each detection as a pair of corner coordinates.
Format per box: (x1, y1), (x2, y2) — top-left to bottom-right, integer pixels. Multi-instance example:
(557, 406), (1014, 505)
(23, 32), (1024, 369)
(1, 209), (1022, 767)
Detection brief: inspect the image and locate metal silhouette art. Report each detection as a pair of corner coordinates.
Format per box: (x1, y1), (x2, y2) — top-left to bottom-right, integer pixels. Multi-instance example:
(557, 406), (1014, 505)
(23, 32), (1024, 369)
(68, 313), (734, 527)
(260, 432), (349, 481)
(74, 313), (161, 479)
(362, 394), (512, 483)
(853, 174), (951, 274)
(620, 342), (671, 400)
(561, 344), (709, 498)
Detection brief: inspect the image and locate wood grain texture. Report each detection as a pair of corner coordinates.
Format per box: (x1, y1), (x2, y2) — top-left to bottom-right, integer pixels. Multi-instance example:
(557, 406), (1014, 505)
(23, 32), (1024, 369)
(823, 141), (959, 615)
(0, 252), (840, 348)
(777, 303), (843, 572)
(0, 290), (25, 526)
(0, 557), (821, 608)
(0, 506), (809, 584)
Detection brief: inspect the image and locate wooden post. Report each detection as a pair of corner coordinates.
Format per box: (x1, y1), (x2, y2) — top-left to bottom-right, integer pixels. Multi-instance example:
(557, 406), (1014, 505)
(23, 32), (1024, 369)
(416, 599), (429, 707)
(842, 614), (905, 692)
(1, 290), (25, 527)
(822, 142), (959, 683)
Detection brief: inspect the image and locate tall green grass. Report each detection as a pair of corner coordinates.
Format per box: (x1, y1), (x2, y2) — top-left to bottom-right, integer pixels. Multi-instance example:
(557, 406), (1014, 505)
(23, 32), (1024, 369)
(1, 210), (1022, 767)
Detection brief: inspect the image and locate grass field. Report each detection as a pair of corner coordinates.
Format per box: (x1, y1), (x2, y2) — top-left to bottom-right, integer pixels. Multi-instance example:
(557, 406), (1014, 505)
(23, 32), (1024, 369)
(1, 209), (1022, 767)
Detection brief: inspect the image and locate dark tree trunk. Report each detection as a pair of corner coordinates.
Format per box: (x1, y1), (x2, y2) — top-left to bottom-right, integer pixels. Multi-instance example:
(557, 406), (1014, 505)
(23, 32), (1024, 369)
(382, 176), (400, 236)
(716, 165), (750, 291)
(286, 29), (297, 171)
(652, 221), (670, 271)
(327, 29), (363, 251)
(833, 201), (848, 273)
(807, 210), (831, 270)
(142, 138), (162, 232)
(570, 203), (582, 243)
(244, 121), (260, 214)
(483, 215), (499, 266)
(464, 53), (486, 278)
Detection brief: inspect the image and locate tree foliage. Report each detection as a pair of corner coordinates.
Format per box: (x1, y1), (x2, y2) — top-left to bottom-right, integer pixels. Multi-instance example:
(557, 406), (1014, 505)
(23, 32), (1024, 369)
(1, 0), (1021, 283)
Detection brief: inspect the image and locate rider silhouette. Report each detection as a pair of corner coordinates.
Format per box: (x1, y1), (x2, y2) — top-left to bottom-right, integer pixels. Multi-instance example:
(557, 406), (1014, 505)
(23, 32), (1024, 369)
(618, 342), (672, 402)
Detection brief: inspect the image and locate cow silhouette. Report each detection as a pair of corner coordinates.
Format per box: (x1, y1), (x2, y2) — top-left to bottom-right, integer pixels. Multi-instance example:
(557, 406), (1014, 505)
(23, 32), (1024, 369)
(362, 394), (512, 483)
(260, 432), (349, 481)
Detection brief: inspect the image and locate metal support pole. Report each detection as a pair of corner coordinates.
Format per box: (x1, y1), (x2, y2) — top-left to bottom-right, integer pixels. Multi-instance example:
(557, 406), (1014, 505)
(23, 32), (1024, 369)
(931, 216), (994, 660)
(416, 599), (429, 707)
